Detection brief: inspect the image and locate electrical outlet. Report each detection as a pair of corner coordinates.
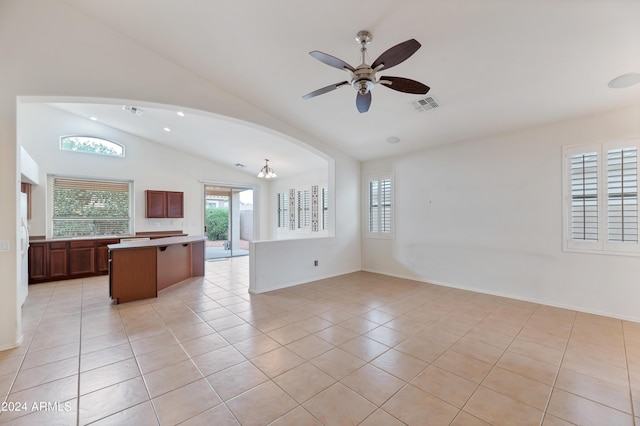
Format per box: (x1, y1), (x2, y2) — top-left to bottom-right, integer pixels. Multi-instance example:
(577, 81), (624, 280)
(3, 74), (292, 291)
(0, 240), (10, 252)
(314, 260), (318, 267)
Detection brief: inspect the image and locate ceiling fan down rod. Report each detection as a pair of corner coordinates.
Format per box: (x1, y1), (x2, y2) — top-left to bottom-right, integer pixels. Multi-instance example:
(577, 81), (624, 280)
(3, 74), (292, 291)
(355, 30), (372, 66)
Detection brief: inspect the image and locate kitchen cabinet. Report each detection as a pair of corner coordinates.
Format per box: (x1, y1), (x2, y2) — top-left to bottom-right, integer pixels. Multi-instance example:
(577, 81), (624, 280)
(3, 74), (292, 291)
(29, 234), (185, 283)
(96, 239), (119, 273)
(108, 236), (205, 304)
(49, 241), (68, 279)
(29, 238), (115, 283)
(145, 190), (184, 218)
(28, 242), (47, 281)
(166, 191), (184, 218)
(69, 240), (95, 276)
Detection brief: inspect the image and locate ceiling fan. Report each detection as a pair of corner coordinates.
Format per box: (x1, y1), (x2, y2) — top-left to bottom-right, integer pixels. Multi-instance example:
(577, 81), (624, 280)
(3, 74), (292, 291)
(303, 30), (430, 113)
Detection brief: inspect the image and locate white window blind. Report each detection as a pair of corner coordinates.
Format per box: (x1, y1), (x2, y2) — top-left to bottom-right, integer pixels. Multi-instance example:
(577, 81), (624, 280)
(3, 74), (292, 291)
(607, 147), (638, 243)
(368, 175), (393, 237)
(51, 176), (131, 238)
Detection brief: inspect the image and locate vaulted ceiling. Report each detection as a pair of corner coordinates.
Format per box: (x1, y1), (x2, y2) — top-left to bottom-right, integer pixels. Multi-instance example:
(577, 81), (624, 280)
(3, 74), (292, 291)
(59, 0), (640, 167)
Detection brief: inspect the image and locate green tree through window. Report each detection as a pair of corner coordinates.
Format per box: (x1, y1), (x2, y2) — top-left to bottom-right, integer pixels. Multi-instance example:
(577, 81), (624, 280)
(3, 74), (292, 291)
(51, 177), (131, 238)
(60, 136), (124, 157)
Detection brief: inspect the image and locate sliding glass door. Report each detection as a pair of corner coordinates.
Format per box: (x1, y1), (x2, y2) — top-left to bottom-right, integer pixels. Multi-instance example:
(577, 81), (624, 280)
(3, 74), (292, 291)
(203, 185), (253, 259)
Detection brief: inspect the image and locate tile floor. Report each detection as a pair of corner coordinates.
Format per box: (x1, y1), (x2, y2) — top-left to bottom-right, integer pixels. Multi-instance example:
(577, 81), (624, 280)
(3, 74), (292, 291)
(0, 256), (639, 425)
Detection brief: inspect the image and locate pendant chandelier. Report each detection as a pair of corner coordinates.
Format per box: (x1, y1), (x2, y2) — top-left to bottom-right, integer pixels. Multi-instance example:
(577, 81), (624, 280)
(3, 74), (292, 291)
(257, 159), (277, 179)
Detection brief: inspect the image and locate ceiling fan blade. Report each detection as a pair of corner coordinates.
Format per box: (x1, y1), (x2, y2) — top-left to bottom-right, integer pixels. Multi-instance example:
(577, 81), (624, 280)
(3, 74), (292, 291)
(356, 91), (372, 113)
(379, 76), (430, 94)
(303, 81), (350, 99)
(309, 51), (356, 72)
(371, 39), (421, 71)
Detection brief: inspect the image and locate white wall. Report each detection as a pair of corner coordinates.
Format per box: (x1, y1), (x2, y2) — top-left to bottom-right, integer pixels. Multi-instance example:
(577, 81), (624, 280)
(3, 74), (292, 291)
(251, 156), (361, 293)
(362, 106), (640, 322)
(20, 147), (39, 185)
(0, 0), (361, 350)
(19, 103), (270, 239)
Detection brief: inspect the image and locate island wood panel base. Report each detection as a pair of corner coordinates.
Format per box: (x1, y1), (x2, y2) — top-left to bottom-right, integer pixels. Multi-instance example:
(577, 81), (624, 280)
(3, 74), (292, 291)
(109, 236), (206, 304)
(157, 243), (190, 291)
(109, 247), (157, 304)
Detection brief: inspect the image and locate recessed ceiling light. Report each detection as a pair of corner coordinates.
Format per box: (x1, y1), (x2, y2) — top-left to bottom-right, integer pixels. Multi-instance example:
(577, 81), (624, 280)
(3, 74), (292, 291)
(88, 116), (97, 121)
(176, 111), (185, 117)
(608, 72), (640, 89)
(386, 136), (400, 144)
(163, 127), (171, 132)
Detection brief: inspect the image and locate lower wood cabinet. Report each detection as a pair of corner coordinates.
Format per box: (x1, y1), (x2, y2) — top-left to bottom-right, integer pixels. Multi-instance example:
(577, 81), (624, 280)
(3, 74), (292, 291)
(29, 234), (184, 284)
(49, 242), (69, 279)
(96, 239), (119, 273)
(69, 240), (95, 276)
(29, 238), (119, 283)
(28, 243), (47, 281)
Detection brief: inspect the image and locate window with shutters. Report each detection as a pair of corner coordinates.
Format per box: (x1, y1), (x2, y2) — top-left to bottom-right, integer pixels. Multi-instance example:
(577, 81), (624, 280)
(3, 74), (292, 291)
(297, 189), (310, 229)
(607, 147), (638, 244)
(569, 151), (598, 242)
(367, 174), (393, 238)
(276, 191), (289, 229)
(322, 186), (329, 231)
(276, 185), (328, 235)
(563, 142), (639, 255)
(50, 176), (132, 238)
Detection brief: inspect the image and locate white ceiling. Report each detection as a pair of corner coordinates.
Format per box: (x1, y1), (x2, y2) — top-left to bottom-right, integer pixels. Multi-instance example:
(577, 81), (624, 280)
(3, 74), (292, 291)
(60, 0), (640, 164)
(47, 102), (328, 178)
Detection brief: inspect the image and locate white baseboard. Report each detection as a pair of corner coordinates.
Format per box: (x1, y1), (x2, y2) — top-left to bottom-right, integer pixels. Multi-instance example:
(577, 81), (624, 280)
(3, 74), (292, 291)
(249, 268), (361, 294)
(361, 268), (640, 324)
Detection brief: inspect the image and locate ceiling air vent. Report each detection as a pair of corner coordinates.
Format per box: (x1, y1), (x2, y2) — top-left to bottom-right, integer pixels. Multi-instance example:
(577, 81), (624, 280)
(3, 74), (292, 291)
(122, 105), (144, 116)
(410, 96), (439, 112)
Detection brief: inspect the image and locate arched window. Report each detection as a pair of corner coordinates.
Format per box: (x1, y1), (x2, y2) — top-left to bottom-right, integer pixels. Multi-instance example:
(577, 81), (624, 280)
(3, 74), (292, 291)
(59, 136), (125, 157)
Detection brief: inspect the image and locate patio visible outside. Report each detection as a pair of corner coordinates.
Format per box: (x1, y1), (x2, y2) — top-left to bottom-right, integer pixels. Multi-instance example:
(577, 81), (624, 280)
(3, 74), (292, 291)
(205, 238), (249, 259)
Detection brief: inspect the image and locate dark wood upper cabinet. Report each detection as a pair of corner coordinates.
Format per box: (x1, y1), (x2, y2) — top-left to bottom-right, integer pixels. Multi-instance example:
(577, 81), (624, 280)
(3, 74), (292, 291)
(166, 191), (184, 218)
(146, 190), (183, 218)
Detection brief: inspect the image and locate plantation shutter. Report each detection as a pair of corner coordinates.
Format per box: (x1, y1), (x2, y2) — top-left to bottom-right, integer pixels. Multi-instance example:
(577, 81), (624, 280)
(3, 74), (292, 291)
(368, 175), (392, 235)
(277, 192), (288, 228)
(322, 187), (328, 230)
(570, 152), (598, 241)
(369, 180), (380, 232)
(297, 189), (310, 229)
(380, 178), (392, 233)
(607, 147), (638, 242)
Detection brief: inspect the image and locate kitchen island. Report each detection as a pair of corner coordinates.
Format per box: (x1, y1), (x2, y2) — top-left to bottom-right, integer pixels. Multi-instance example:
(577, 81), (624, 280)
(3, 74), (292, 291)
(108, 235), (206, 304)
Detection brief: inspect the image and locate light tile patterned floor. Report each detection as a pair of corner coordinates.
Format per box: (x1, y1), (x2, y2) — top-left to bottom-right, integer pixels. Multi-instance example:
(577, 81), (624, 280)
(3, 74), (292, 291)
(0, 256), (639, 425)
